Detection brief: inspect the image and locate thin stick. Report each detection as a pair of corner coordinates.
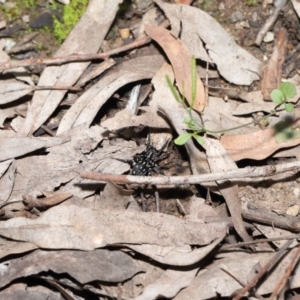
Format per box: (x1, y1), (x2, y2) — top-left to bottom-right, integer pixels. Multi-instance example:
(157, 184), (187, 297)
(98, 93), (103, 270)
(268, 244), (300, 299)
(0, 37), (151, 71)
(233, 240), (293, 300)
(33, 85), (82, 92)
(220, 234), (300, 250)
(255, 0), (287, 46)
(221, 267), (265, 300)
(80, 160), (300, 185)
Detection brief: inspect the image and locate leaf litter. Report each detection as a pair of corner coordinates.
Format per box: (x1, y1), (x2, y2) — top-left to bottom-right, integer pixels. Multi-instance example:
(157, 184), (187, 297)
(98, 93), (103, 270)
(1, 0), (300, 299)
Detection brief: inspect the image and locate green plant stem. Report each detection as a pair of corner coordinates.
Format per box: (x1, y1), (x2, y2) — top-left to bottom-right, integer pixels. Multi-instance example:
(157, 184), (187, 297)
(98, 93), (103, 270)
(188, 109), (279, 135)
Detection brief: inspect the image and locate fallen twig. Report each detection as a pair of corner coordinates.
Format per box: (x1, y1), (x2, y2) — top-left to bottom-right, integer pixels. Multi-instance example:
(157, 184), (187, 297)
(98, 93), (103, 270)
(233, 239), (293, 300)
(22, 193), (73, 209)
(268, 244), (300, 299)
(220, 234), (300, 250)
(243, 205), (300, 233)
(255, 0), (287, 46)
(80, 160), (300, 185)
(0, 36), (151, 71)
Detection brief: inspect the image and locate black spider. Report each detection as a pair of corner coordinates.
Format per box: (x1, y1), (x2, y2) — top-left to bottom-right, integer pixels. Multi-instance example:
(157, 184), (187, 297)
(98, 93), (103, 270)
(131, 143), (169, 176)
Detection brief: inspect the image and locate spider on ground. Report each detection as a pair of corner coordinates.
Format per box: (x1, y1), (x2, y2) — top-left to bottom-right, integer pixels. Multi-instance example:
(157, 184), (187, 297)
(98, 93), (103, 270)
(131, 142), (169, 176)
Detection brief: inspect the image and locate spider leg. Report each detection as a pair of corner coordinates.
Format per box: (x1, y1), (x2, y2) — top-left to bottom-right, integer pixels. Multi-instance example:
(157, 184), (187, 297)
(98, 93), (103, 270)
(115, 158), (133, 166)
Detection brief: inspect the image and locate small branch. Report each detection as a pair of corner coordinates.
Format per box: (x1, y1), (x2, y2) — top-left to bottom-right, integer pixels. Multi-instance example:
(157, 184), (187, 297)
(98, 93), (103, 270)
(220, 234), (300, 250)
(221, 267), (265, 300)
(243, 205), (300, 233)
(80, 160), (300, 185)
(0, 37), (151, 71)
(33, 85), (82, 92)
(233, 239), (293, 300)
(268, 244), (300, 299)
(22, 193), (73, 209)
(255, 0), (287, 46)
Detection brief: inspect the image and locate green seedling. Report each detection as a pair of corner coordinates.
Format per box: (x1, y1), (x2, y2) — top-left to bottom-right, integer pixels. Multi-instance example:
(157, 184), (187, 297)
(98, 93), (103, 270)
(167, 58), (299, 146)
(274, 120), (300, 143)
(166, 57), (205, 146)
(270, 82), (297, 113)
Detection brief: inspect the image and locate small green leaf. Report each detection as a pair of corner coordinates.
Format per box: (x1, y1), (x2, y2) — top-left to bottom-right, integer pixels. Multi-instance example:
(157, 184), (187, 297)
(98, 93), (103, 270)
(284, 103), (294, 113)
(191, 56), (197, 108)
(280, 82), (297, 99)
(274, 121), (300, 143)
(174, 133), (193, 145)
(193, 134), (205, 146)
(166, 75), (182, 103)
(270, 89), (284, 104)
(183, 117), (192, 124)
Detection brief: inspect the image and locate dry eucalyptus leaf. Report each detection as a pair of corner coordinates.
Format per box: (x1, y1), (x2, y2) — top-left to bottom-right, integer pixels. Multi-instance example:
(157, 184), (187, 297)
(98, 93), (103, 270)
(19, 0), (123, 136)
(0, 205), (227, 251)
(99, 181), (134, 211)
(0, 284), (61, 300)
(0, 249), (142, 289)
(101, 107), (169, 131)
(9, 126), (113, 200)
(220, 109), (300, 161)
(261, 28), (288, 100)
(0, 159), (13, 177)
(0, 107), (18, 127)
(155, 0), (262, 85)
(57, 55), (165, 134)
(145, 25), (206, 112)
(292, 0), (300, 18)
(0, 237), (38, 260)
(175, 250), (300, 299)
(205, 137), (252, 242)
(9, 138), (144, 200)
(136, 268), (198, 300)
(0, 159), (16, 205)
(51, 124), (106, 155)
(10, 154), (80, 200)
(0, 136), (69, 162)
(128, 237), (224, 266)
(0, 79), (33, 104)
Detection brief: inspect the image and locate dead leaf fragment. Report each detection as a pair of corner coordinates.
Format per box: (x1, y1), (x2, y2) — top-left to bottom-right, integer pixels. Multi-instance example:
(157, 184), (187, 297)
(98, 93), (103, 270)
(145, 25), (206, 112)
(0, 79), (33, 104)
(0, 205), (226, 250)
(0, 159), (16, 205)
(101, 107), (169, 131)
(155, 0), (262, 85)
(0, 249), (142, 289)
(205, 138), (252, 242)
(176, 248), (300, 299)
(0, 136), (69, 162)
(57, 55), (165, 134)
(261, 28), (288, 100)
(19, 0), (123, 136)
(22, 193), (73, 209)
(221, 110), (300, 161)
(135, 268), (198, 300)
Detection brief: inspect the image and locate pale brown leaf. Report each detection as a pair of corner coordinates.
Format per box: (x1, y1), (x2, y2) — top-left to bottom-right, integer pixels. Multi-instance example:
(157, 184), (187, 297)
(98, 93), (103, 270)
(261, 28), (288, 100)
(0, 249), (142, 289)
(0, 205), (227, 250)
(221, 110), (300, 161)
(145, 25), (206, 112)
(57, 55), (165, 134)
(155, 0), (262, 85)
(19, 0), (123, 136)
